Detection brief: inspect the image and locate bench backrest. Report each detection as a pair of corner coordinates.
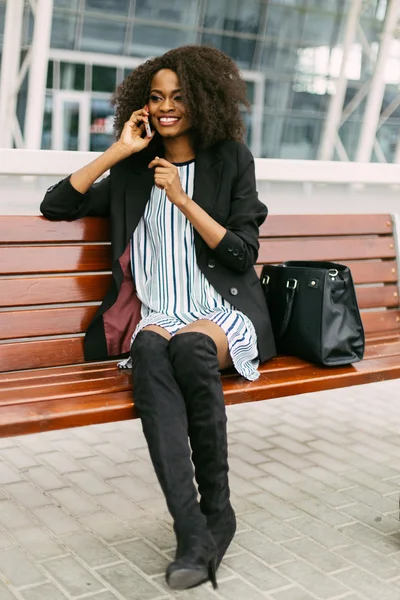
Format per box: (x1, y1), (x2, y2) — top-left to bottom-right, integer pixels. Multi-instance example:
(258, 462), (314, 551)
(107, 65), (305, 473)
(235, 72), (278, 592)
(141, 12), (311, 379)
(1, 214), (399, 373)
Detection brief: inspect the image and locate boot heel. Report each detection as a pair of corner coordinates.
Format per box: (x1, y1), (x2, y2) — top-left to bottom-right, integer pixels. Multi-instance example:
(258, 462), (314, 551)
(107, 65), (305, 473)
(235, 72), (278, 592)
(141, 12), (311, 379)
(208, 557), (218, 590)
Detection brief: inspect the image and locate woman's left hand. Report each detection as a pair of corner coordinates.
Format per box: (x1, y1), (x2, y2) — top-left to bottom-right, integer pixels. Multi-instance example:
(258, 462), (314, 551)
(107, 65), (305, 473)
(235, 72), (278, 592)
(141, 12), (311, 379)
(148, 158), (189, 209)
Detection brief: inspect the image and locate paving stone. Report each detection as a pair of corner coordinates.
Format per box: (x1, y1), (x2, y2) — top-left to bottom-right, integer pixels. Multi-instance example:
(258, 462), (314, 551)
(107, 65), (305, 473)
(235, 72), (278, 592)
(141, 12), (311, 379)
(234, 530), (293, 565)
(26, 466), (66, 491)
(66, 470), (113, 495)
(50, 487), (100, 515)
(292, 497), (354, 527)
(239, 511), (299, 542)
(127, 517), (175, 550)
(60, 531), (119, 567)
(96, 493), (146, 520)
(266, 449), (313, 470)
(0, 447), (38, 469)
(228, 473), (263, 495)
(339, 502), (400, 535)
(0, 461), (23, 484)
(20, 582), (68, 599)
(0, 548), (46, 587)
(223, 553), (290, 593)
(39, 451), (81, 474)
(288, 516), (349, 549)
(93, 443), (134, 464)
(253, 476), (309, 502)
(54, 438), (97, 459)
(334, 567), (400, 600)
(97, 562), (163, 599)
(0, 530), (15, 550)
(271, 587), (320, 600)
(80, 512), (137, 544)
(3, 481), (52, 509)
(301, 467), (355, 491)
(107, 476), (161, 503)
(229, 457), (267, 479)
(0, 580), (19, 600)
(121, 460), (159, 485)
(281, 537), (350, 573)
(248, 492), (305, 521)
(216, 576), (268, 600)
(231, 431), (273, 451)
(13, 526), (66, 561)
(275, 560), (348, 599)
(336, 543), (400, 580)
(267, 435), (311, 455)
(0, 499), (35, 529)
(43, 555), (105, 596)
(337, 523), (400, 555)
(31, 505), (82, 535)
(229, 443), (269, 465)
(343, 486), (399, 514)
(114, 539), (169, 575)
(271, 424), (316, 443)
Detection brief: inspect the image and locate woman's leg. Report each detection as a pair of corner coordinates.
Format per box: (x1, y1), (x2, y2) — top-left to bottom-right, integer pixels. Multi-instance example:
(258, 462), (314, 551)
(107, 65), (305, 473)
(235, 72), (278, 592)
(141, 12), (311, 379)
(168, 321), (236, 568)
(131, 327), (217, 589)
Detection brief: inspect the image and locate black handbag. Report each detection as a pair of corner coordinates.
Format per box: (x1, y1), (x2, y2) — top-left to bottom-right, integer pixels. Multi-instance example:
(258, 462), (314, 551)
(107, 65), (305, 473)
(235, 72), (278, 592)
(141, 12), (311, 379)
(261, 261), (365, 366)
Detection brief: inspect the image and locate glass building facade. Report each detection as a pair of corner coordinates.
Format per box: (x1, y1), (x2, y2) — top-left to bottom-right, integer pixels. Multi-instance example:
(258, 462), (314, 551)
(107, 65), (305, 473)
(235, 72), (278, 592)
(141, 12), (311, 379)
(0, 0), (398, 159)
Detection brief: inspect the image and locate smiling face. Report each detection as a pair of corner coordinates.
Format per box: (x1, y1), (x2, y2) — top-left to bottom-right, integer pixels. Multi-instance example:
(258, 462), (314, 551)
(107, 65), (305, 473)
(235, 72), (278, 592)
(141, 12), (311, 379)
(148, 69), (192, 140)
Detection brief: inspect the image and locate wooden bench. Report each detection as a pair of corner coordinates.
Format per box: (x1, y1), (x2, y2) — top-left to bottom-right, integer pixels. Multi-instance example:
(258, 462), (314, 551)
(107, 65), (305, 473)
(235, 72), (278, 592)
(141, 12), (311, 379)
(1, 213), (400, 437)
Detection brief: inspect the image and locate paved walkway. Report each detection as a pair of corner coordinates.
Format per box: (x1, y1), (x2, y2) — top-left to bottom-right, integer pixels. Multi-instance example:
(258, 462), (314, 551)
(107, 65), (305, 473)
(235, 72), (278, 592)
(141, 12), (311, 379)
(1, 380), (400, 600)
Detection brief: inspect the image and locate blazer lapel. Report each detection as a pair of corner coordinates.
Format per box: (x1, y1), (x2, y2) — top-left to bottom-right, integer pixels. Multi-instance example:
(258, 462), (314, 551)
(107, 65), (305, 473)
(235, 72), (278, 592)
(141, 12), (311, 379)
(192, 148), (223, 215)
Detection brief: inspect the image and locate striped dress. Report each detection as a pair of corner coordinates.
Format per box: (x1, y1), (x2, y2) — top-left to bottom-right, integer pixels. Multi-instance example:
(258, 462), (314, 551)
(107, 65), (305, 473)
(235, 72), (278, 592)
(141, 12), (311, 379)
(119, 159), (260, 381)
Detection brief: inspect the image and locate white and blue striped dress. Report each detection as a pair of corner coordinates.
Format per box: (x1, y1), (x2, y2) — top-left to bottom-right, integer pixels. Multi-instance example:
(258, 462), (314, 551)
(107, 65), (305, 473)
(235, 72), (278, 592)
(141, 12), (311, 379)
(120, 159), (260, 381)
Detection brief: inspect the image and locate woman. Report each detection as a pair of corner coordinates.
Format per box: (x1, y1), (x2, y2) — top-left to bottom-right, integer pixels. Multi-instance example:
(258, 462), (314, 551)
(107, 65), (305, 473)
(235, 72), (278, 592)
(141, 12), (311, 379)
(41, 45), (276, 590)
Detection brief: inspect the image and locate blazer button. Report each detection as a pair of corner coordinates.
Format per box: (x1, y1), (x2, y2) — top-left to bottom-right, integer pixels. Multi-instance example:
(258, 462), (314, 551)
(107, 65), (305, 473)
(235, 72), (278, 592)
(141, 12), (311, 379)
(208, 259), (216, 268)
(233, 249), (239, 256)
(228, 245), (234, 252)
(230, 287), (238, 296)
(238, 254), (244, 260)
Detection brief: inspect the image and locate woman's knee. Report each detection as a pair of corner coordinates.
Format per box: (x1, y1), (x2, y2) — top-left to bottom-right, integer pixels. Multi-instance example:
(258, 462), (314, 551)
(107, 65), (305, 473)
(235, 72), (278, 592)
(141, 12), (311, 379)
(131, 328), (170, 367)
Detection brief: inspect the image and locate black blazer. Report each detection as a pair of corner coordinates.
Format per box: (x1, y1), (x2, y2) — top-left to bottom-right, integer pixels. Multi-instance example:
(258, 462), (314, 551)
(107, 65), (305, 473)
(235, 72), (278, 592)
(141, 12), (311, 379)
(41, 139), (276, 364)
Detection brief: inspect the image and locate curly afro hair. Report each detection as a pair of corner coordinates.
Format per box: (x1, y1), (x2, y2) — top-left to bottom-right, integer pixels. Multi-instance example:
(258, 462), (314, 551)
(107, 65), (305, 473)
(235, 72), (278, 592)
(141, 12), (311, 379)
(111, 45), (250, 150)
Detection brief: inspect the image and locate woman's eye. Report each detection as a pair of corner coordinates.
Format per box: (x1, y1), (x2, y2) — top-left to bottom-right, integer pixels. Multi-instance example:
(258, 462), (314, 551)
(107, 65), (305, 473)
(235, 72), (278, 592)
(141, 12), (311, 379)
(150, 95), (161, 101)
(174, 96), (182, 102)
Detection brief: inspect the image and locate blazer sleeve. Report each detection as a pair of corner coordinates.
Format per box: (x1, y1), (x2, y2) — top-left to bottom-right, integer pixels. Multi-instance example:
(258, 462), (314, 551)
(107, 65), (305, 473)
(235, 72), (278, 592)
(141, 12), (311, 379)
(213, 144), (267, 273)
(40, 175), (111, 221)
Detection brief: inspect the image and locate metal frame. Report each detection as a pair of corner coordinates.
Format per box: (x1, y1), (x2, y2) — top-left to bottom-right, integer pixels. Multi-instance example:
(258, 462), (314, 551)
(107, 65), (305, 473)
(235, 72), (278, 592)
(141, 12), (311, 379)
(52, 91), (91, 151)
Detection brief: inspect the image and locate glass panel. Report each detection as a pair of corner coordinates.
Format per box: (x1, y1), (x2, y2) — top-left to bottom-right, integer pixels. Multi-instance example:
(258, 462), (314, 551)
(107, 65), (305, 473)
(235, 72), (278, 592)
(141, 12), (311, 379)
(54, 0), (79, 7)
(51, 13), (77, 49)
(204, 0), (262, 34)
(375, 122), (399, 163)
(41, 94), (53, 150)
(130, 24), (196, 57)
(265, 80), (293, 109)
(135, 0), (199, 26)
(60, 62), (85, 91)
(90, 98), (115, 152)
(201, 33), (256, 69)
(339, 120), (361, 161)
(92, 66), (117, 92)
(46, 61), (54, 89)
(280, 116), (321, 159)
(62, 101), (80, 151)
(0, 4), (6, 43)
(81, 16), (126, 54)
(262, 113), (285, 158)
(301, 11), (343, 46)
(85, 0), (130, 15)
(265, 6), (304, 42)
(262, 41), (298, 74)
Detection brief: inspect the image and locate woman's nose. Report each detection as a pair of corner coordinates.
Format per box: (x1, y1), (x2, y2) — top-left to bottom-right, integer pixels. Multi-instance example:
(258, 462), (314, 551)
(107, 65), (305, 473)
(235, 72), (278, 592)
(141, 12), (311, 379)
(160, 97), (174, 111)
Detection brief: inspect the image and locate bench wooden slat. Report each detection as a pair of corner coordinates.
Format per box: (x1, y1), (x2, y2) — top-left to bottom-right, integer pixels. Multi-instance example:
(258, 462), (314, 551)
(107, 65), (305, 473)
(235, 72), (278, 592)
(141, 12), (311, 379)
(0, 274), (112, 307)
(2, 338), (399, 402)
(258, 236), (396, 264)
(2, 351), (400, 437)
(0, 306), (98, 339)
(362, 310), (400, 333)
(260, 214), (393, 237)
(0, 338), (84, 372)
(255, 260), (398, 285)
(0, 284), (397, 341)
(0, 245), (112, 275)
(0, 216), (110, 243)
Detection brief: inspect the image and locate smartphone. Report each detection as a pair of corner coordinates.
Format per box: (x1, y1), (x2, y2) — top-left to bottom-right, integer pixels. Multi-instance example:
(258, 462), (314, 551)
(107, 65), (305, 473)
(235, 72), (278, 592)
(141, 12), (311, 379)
(144, 105), (152, 138)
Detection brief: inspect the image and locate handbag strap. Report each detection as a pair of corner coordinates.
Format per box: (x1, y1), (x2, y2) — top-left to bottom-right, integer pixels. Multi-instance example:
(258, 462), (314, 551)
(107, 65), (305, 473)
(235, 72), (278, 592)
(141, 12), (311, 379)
(278, 279), (297, 339)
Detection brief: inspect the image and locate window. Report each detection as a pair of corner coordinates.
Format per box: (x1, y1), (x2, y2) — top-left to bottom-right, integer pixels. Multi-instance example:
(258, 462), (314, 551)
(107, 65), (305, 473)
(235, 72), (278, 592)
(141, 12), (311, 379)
(130, 24), (196, 57)
(60, 62), (85, 91)
(92, 66), (117, 93)
(51, 13), (78, 49)
(135, 0), (199, 26)
(202, 33), (256, 69)
(81, 16), (126, 54)
(204, 0), (262, 35)
(85, 0), (130, 16)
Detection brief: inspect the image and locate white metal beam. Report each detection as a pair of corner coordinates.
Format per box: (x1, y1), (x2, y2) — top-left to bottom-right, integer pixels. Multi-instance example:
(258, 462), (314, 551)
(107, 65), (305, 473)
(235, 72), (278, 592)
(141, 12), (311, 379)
(356, 0), (400, 162)
(24, 0), (54, 149)
(318, 0), (363, 160)
(0, 0), (25, 148)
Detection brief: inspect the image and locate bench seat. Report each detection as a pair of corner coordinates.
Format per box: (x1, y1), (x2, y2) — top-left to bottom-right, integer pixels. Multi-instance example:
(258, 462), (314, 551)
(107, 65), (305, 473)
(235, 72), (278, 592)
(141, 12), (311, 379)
(1, 214), (400, 437)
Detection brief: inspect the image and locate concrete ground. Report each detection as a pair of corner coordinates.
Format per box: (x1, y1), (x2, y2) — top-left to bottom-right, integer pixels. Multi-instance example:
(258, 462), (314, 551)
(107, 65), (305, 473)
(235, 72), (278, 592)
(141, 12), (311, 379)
(1, 381), (400, 600)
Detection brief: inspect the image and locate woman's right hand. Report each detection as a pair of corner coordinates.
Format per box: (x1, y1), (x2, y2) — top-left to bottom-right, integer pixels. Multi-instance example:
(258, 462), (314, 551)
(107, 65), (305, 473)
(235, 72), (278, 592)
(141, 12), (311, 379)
(116, 107), (154, 156)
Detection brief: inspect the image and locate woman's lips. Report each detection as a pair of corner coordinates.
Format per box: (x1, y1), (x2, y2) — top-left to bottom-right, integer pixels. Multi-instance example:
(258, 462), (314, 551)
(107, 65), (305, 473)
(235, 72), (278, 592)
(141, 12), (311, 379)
(158, 117), (180, 127)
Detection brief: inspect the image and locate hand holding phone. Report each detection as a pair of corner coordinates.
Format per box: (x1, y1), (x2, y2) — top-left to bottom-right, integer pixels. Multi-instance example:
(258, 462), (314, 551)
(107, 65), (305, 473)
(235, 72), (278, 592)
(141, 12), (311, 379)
(144, 105), (152, 138)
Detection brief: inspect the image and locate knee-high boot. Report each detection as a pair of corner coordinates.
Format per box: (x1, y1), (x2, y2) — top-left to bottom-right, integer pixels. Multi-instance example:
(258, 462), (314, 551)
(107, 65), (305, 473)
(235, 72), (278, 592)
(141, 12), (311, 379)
(168, 332), (236, 568)
(131, 330), (217, 590)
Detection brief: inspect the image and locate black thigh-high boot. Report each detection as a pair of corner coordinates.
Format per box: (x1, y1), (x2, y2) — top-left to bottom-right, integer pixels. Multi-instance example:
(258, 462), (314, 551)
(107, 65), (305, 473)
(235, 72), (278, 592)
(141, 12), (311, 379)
(168, 332), (236, 568)
(131, 330), (217, 590)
